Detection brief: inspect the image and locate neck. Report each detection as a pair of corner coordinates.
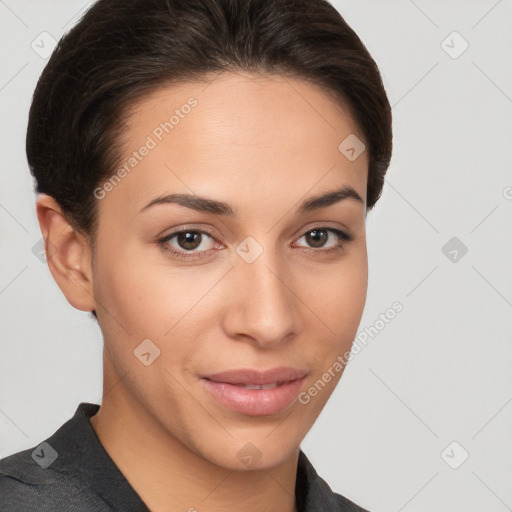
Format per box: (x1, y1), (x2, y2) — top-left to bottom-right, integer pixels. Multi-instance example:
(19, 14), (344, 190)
(90, 370), (300, 512)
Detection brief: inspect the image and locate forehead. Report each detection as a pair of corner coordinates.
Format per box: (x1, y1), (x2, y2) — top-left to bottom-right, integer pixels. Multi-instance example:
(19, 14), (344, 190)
(126, 72), (362, 144)
(98, 72), (368, 222)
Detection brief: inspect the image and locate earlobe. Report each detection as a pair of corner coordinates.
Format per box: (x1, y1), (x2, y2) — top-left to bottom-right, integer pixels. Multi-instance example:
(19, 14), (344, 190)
(35, 194), (96, 312)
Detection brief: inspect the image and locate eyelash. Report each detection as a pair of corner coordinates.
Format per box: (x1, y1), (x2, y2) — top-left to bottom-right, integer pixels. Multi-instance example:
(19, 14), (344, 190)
(157, 227), (354, 261)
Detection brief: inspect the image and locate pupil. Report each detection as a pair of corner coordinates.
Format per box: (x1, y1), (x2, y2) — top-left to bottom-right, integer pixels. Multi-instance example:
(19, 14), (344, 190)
(307, 230), (327, 248)
(178, 232), (201, 250)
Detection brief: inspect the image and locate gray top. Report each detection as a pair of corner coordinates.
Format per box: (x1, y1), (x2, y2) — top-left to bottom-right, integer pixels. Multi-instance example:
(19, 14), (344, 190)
(0, 403), (370, 511)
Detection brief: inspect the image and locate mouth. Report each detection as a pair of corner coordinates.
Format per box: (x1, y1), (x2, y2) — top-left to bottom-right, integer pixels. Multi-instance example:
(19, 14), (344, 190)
(202, 367), (308, 386)
(200, 367), (308, 416)
(233, 382), (285, 390)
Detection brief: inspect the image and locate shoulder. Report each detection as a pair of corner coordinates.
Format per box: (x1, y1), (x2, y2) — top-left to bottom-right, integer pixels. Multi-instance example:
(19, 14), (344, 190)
(297, 450), (372, 512)
(0, 403), (114, 512)
(330, 492), (373, 512)
(0, 446), (108, 512)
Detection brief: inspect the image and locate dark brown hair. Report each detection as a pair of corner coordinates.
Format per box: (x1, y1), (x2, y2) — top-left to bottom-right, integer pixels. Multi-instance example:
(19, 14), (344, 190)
(27, 0), (392, 237)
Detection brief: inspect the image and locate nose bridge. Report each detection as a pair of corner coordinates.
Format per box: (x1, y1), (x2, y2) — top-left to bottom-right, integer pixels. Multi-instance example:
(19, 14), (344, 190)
(226, 238), (298, 346)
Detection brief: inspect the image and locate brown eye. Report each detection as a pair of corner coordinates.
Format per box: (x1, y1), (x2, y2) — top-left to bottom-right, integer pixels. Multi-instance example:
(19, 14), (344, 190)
(159, 230), (216, 257)
(305, 229), (329, 248)
(295, 227), (353, 251)
(176, 231), (203, 250)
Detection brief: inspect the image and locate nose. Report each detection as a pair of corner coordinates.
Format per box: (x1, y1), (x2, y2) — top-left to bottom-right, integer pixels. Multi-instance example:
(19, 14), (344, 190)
(222, 247), (300, 349)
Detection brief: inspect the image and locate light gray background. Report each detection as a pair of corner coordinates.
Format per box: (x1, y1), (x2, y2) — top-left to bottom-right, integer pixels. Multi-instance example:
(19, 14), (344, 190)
(1, 1), (511, 511)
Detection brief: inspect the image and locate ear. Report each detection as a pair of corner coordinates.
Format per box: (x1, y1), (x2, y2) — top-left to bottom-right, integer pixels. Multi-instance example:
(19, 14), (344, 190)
(35, 193), (96, 312)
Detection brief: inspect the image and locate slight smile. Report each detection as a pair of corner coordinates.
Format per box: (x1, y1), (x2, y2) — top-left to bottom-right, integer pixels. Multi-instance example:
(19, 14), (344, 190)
(200, 367), (308, 416)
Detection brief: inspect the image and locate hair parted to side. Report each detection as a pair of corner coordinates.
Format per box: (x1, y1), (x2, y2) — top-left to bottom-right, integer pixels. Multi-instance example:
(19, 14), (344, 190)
(27, 0), (392, 238)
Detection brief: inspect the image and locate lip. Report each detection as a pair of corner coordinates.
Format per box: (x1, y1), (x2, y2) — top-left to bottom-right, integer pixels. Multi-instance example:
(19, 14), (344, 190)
(203, 367), (308, 386)
(200, 367), (308, 416)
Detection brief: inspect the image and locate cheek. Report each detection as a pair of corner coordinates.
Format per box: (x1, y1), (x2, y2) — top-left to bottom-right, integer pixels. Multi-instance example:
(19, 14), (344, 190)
(332, 266), (367, 329)
(307, 248), (368, 368)
(91, 242), (228, 352)
(93, 255), (158, 336)
(297, 257), (367, 412)
(319, 247), (368, 327)
(91, 247), (203, 395)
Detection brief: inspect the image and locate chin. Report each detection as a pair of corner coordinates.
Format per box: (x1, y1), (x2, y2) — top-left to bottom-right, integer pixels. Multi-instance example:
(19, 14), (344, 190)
(195, 434), (300, 472)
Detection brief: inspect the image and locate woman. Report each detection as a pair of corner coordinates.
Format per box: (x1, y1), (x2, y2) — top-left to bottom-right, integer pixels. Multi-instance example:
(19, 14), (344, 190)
(0, 0), (392, 510)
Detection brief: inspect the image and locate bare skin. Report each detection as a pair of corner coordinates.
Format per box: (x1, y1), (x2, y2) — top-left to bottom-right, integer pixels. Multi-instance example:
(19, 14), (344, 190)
(36, 72), (369, 512)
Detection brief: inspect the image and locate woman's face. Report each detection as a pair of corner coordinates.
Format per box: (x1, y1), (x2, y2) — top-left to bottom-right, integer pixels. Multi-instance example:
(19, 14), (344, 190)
(91, 72), (368, 470)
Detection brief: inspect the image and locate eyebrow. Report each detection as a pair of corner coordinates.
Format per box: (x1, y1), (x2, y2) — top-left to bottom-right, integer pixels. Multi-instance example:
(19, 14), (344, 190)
(139, 185), (364, 216)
